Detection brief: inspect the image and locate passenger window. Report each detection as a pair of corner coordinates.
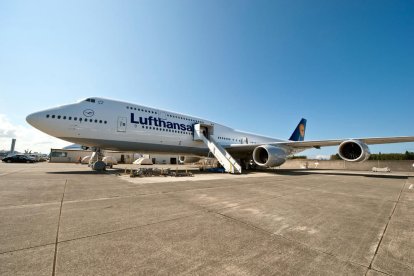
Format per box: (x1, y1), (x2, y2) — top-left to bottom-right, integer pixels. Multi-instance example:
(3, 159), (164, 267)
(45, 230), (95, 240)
(79, 118), (82, 122)
(57, 116), (61, 119)
(46, 114), (50, 118)
(63, 116), (66, 120)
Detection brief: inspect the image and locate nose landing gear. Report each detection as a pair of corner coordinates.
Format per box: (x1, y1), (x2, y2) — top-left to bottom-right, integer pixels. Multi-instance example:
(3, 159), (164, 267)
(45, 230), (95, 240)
(90, 147), (106, 171)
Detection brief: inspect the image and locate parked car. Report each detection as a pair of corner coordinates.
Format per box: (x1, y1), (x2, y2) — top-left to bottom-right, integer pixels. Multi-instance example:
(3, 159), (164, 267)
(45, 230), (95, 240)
(2, 155), (36, 163)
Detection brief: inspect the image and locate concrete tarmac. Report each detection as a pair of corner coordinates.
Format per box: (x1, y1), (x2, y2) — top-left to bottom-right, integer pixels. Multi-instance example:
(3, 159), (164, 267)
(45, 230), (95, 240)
(0, 162), (413, 275)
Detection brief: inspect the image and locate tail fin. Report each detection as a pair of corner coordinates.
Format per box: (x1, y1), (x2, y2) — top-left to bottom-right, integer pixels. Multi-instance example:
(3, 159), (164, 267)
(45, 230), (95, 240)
(289, 118), (307, 141)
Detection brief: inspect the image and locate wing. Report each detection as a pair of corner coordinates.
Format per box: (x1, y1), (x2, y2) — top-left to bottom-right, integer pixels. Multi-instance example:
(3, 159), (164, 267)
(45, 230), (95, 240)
(225, 136), (414, 154)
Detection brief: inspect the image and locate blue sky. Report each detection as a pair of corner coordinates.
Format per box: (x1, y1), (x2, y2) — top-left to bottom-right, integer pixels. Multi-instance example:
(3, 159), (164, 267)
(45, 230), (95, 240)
(0, 0), (413, 156)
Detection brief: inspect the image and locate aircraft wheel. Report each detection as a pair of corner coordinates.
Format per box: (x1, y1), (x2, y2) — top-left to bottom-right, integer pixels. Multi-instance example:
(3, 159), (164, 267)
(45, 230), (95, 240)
(92, 161), (106, 171)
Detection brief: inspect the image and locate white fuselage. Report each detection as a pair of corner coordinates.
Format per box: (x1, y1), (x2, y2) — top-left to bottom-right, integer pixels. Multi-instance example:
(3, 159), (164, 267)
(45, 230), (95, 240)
(27, 97), (296, 157)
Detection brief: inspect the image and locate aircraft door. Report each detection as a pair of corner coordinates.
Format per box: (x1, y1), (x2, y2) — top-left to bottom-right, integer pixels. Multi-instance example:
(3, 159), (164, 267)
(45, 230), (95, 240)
(202, 127), (209, 139)
(159, 111), (166, 120)
(117, 117), (127, 132)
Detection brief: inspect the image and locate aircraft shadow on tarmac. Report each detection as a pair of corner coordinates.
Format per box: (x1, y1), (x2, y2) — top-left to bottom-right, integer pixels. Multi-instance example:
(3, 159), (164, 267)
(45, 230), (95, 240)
(46, 168), (409, 179)
(46, 169), (121, 175)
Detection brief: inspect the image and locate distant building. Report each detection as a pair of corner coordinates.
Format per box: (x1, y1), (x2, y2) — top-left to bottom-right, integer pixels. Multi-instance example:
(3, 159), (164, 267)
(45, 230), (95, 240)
(149, 154), (179, 165)
(49, 148), (180, 164)
(49, 149), (91, 163)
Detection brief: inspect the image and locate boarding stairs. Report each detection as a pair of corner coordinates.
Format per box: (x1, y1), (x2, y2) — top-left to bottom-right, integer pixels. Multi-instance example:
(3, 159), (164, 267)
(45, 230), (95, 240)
(194, 124), (242, 174)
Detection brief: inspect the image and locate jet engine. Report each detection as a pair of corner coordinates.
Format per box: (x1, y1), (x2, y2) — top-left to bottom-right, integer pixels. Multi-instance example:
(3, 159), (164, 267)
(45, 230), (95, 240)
(338, 140), (371, 162)
(179, 156), (201, 164)
(252, 145), (287, 167)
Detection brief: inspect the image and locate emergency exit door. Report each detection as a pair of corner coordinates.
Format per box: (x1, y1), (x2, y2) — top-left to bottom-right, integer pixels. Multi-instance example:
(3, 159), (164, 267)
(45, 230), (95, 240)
(117, 117), (127, 132)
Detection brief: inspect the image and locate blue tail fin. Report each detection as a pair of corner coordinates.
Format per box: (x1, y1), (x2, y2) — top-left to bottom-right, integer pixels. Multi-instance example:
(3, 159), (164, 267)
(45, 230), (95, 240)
(289, 118), (307, 141)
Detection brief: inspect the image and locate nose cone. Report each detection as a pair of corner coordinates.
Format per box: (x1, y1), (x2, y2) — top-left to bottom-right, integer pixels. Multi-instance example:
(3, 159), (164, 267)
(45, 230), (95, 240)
(26, 111), (45, 130)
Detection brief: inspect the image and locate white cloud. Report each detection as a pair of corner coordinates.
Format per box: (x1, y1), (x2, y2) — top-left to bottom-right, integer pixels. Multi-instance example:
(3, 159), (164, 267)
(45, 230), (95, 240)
(313, 155), (332, 160)
(0, 114), (70, 153)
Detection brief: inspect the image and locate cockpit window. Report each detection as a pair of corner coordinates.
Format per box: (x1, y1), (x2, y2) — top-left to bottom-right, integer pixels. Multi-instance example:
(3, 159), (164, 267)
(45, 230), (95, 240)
(85, 98), (96, 103)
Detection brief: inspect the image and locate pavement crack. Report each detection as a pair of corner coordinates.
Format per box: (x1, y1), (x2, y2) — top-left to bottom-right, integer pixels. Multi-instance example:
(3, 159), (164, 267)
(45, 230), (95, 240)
(214, 210), (368, 271)
(52, 180), (67, 276)
(367, 268), (393, 276)
(61, 181), (259, 205)
(58, 212), (202, 244)
(365, 180), (406, 275)
(214, 189), (311, 213)
(0, 243), (56, 255)
(0, 164), (42, 177)
(207, 180), (374, 271)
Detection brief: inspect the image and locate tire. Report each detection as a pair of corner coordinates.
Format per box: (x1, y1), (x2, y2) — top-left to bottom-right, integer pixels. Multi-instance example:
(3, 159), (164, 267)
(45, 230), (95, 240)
(92, 161), (106, 171)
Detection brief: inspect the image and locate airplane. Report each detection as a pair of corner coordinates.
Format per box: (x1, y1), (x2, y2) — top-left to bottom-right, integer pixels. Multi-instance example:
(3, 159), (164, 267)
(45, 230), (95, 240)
(26, 97), (414, 173)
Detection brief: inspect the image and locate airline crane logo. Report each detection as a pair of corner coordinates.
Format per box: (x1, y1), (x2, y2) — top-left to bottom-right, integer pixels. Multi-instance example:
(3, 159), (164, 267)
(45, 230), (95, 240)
(83, 109), (95, 117)
(299, 124), (305, 138)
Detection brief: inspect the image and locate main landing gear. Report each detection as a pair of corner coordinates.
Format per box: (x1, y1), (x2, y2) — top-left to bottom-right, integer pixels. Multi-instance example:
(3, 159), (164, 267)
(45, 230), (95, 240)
(240, 158), (257, 171)
(89, 147), (106, 171)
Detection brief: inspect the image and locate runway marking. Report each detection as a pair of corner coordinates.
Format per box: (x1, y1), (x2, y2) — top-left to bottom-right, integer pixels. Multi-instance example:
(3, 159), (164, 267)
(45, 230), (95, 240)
(409, 184), (413, 190)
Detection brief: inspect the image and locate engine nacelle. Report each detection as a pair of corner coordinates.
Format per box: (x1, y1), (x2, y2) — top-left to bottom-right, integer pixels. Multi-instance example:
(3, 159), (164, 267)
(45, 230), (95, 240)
(252, 145), (287, 167)
(338, 140), (371, 162)
(179, 156), (201, 164)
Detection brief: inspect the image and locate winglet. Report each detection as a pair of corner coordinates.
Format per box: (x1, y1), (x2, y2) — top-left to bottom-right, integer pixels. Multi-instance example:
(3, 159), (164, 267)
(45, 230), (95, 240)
(289, 118), (307, 141)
